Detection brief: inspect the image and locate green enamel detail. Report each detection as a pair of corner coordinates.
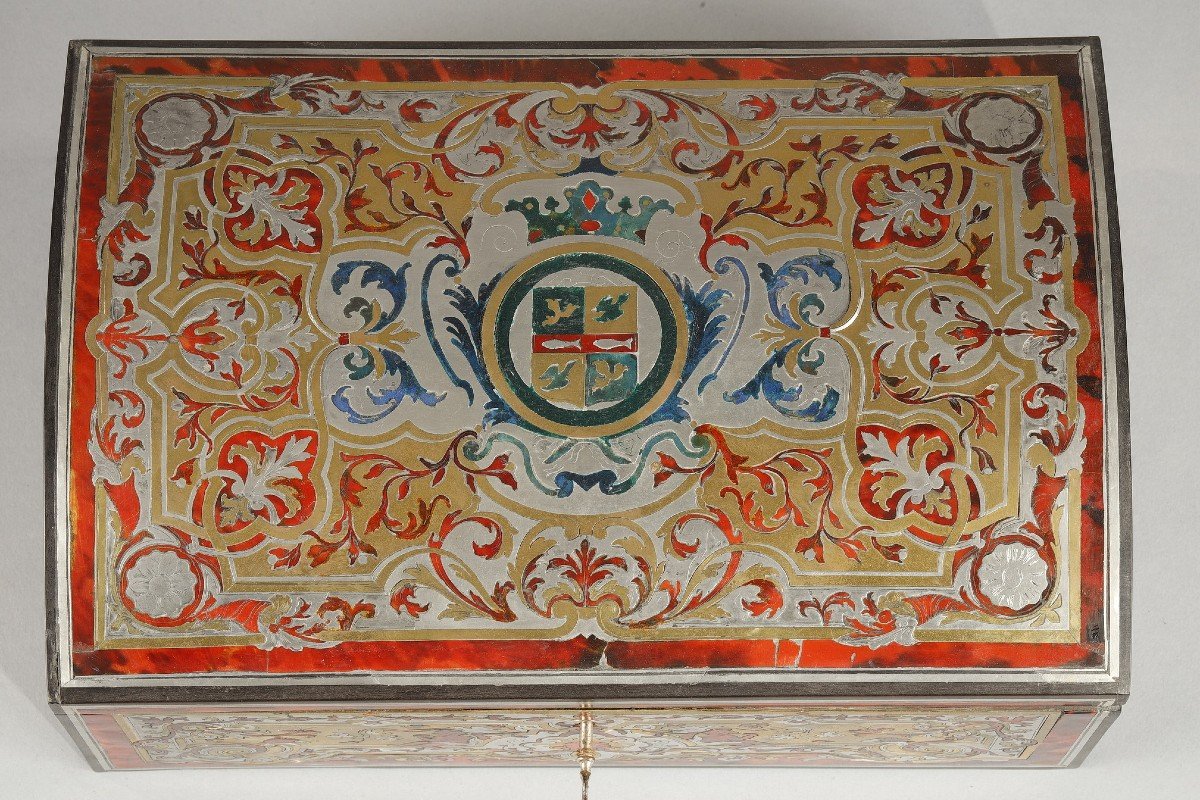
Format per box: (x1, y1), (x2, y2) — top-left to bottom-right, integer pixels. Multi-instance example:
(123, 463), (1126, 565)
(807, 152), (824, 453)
(585, 353), (637, 404)
(505, 179), (674, 244)
(532, 286), (584, 334)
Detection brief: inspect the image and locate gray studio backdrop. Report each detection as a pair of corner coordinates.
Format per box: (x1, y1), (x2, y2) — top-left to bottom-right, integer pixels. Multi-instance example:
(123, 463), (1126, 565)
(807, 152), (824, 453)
(2, 2), (1195, 798)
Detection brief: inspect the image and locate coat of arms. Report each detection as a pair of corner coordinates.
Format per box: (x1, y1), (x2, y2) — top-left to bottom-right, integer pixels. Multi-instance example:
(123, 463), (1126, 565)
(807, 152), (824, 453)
(531, 285), (638, 408)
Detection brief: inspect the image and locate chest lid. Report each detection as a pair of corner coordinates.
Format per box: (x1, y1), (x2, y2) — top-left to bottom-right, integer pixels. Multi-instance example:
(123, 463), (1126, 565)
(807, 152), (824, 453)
(47, 39), (1129, 705)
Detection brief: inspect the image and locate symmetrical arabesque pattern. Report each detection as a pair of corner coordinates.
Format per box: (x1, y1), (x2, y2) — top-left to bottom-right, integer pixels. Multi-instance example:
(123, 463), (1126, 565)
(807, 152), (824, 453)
(72, 56), (1103, 674)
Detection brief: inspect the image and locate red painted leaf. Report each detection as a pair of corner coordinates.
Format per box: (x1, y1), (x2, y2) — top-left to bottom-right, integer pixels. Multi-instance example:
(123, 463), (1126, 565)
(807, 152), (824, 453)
(390, 585), (430, 617)
(904, 592), (973, 624)
(742, 579), (783, 618)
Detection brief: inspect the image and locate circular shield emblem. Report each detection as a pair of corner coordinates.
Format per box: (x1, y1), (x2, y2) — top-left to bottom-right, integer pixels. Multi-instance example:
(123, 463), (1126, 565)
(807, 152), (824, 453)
(483, 244), (688, 438)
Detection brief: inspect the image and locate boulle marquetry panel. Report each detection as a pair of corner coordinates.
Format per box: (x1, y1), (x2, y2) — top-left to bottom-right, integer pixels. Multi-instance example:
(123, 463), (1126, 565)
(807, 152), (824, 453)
(47, 39), (1128, 771)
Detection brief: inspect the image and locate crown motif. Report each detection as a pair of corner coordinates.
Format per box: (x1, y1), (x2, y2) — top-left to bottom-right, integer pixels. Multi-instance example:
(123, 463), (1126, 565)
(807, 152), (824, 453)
(505, 180), (674, 244)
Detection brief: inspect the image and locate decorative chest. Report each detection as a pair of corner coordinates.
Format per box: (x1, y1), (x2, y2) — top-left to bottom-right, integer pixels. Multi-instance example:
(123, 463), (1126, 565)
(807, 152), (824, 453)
(47, 40), (1130, 773)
